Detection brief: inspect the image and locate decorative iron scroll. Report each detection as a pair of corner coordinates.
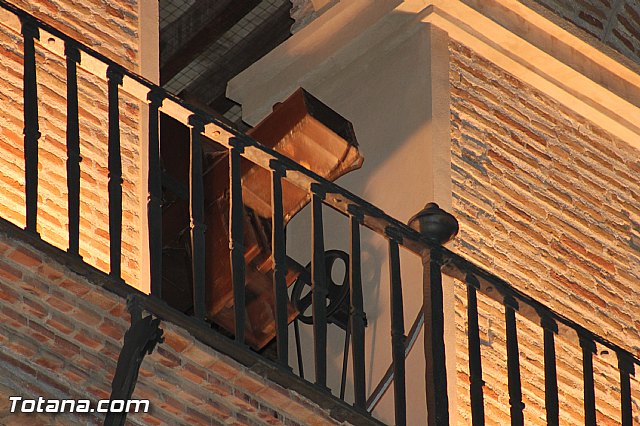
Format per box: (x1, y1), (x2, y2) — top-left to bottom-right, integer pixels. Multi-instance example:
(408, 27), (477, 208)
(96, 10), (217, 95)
(104, 297), (164, 426)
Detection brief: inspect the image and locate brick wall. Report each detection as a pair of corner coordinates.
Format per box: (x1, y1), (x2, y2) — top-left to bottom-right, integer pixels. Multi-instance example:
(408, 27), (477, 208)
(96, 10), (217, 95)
(530, 0), (640, 65)
(449, 40), (640, 423)
(0, 3), (143, 286)
(6, 0), (140, 70)
(0, 221), (352, 425)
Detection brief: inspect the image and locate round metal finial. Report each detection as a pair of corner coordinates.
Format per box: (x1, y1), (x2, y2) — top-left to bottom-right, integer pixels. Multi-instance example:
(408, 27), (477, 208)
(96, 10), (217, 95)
(408, 202), (459, 245)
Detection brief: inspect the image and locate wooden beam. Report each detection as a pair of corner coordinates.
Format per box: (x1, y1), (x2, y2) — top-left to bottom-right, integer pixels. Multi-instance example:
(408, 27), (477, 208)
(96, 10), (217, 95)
(160, 0), (260, 85)
(180, 1), (293, 105)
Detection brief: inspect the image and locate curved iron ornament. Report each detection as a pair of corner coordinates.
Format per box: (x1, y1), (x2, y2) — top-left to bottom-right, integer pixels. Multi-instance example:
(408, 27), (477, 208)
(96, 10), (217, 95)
(104, 297), (164, 426)
(366, 306), (424, 413)
(291, 249), (351, 329)
(290, 249), (362, 398)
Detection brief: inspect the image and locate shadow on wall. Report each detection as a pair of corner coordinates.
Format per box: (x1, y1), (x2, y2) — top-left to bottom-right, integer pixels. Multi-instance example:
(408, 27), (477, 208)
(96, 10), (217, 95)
(227, 4), (446, 423)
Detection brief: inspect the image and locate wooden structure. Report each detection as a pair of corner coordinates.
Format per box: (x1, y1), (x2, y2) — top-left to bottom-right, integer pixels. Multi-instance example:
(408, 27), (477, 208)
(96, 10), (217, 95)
(162, 89), (363, 348)
(160, 0), (293, 116)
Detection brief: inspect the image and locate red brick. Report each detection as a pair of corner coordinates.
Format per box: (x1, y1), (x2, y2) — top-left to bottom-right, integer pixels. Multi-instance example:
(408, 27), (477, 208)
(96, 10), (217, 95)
(150, 375), (179, 393)
(81, 290), (118, 311)
(138, 367), (154, 379)
(64, 365), (91, 385)
(233, 373), (267, 395)
(173, 387), (210, 409)
(256, 387), (295, 413)
(202, 374), (233, 397)
(23, 297), (49, 319)
(6, 336), (38, 358)
(76, 350), (107, 372)
(197, 401), (233, 422)
(101, 341), (122, 362)
(72, 305), (103, 326)
(98, 317), (125, 341)
(138, 415), (163, 426)
(27, 320), (55, 342)
(73, 331), (104, 350)
(155, 346), (181, 368)
(163, 330), (192, 353)
(53, 335), (81, 359)
(184, 407), (218, 425)
(87, 385), (110, 400)
(0, 350), (37, 380)
(226, 393), (258, 414)
(18, 275), (50, 299)
(450, 39), (640, 423)
(46, 313), (76, 335)
(0, 279), (21, 303)
(257, 411), (284, 426)
(8, 246), (42, 267)
(209, 358), (242, 381)
(584, 250), (616, 274)
(131, 382), (159, 401)
(139, 415), (163, 426)
(1, 305), (29, 328)
(58, 278), (90, 297)
(0, 258), (22, 281)
(0, 239), (14, 255)
(157, 395), (186, 416)
(34, 353), (64, 371)
(37, 263), (66, 282)
(182, 343), (219, 368)
(108, 302), (130, 321)
(33, 370), (73, 396)
(45, 293), (75, 313)
(180, 362), (207, 384)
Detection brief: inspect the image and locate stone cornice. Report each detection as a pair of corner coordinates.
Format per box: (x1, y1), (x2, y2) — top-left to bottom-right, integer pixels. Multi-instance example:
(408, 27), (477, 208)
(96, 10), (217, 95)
(229, 0), (640, 151)
(425, 0), (640, 149)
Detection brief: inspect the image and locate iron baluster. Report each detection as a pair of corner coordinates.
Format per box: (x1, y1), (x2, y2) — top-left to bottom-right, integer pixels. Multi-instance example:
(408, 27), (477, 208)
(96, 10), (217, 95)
(618, 351), (634, 426)
(21, 18), (40, 235)
(294, 318), (305, 379)
(504, 295), (524, 426)
(579, 333), (596, 426)
(339, 317), (351, 400)
(311, 183), (328, 389)
(348, 205), (366, 409)
(466, 273), (485, 426)
(387, 227), (406, 426)
(107, 65), (123, 280)
(147, 89), (163, 298)
(65, 41), (81, 255)
(229, 138), (246, 345)
(188, 115), (206, 320)
(366, 307), (425, 413)
(269, 159), (288, 366)
(541, 315), (559, 426)
(423, 246), (449, 426)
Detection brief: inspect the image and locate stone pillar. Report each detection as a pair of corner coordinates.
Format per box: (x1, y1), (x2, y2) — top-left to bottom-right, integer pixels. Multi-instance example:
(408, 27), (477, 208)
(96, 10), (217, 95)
(228, 2), (457, 424)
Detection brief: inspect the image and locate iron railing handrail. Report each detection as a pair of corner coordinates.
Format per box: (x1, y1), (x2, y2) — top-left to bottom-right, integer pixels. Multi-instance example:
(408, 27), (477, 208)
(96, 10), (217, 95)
(4, 0), (640, 376)
(1, 1), (639, 424)
(0, 0), (429, 249)
(441, 247), (640, 365)
(3, 0), (637, 365)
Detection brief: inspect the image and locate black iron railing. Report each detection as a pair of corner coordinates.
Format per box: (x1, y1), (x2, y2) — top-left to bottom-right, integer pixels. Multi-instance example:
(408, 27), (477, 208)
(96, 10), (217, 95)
(1, 2), (639, 425)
